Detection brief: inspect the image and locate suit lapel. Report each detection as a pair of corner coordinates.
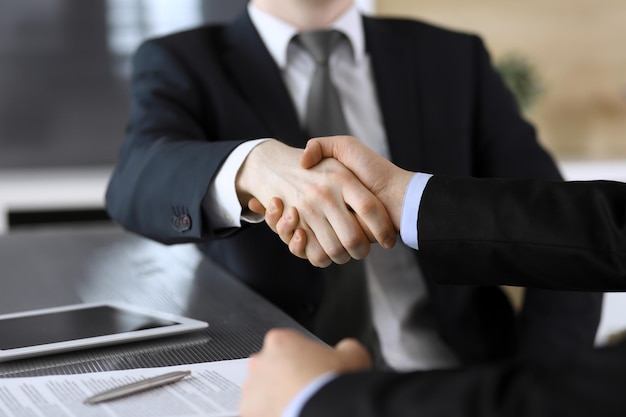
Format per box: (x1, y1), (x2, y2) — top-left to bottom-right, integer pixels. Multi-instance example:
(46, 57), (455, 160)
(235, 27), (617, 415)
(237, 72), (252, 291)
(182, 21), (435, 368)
(364, 17), (423, 172)
(223, 11), (306, 147)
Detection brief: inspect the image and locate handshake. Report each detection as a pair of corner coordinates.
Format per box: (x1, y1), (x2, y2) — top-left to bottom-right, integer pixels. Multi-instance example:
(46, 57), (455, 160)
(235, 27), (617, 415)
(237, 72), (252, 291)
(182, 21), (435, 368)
(240, 135), (415, 267)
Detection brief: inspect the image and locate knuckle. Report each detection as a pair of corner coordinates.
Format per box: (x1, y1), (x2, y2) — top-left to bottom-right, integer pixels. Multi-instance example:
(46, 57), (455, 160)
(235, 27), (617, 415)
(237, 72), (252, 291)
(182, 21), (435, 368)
(355, 198), (380, 217)
(276, 222), (294, 239)
(325, 243), (347, 260)
(289, 244), (307, 259)
(309, 251), (332, 268)
(342, 233), (365, 251)
(350, 244), (371, 261)
(308, 186), (334, 205)
(335, 255), (352, 265)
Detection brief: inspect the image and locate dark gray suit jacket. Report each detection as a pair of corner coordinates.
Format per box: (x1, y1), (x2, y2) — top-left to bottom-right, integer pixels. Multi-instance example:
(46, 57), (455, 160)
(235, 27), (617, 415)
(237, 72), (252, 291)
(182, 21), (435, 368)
(105, 10), (602, 364)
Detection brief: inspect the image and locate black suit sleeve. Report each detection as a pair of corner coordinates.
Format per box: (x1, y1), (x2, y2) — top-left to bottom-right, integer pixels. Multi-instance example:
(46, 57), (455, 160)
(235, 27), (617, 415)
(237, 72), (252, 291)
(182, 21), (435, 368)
(105, 40), (245, 244)
(302, 341), (626, 417)
(417, 176), (626, 291)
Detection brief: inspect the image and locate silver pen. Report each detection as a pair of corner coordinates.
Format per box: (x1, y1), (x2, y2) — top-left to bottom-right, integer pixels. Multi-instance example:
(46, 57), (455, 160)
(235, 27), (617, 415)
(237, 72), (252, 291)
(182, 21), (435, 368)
(84, 370), (191, 405)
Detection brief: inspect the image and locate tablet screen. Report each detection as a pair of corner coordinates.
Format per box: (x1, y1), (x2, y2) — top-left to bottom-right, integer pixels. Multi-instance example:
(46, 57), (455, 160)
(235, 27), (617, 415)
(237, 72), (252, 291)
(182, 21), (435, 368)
(0, 302), (208, 362)
(0, 305), (177, 350)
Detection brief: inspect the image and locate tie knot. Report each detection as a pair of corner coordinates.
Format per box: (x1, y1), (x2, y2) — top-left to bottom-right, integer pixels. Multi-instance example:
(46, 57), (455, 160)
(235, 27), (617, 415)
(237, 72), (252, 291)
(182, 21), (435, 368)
(296, 30), (344, 65)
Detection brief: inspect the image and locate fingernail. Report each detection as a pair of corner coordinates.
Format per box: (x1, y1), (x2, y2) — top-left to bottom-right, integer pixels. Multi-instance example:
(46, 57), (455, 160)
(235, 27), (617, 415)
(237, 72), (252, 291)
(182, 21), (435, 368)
(382, 236), (396, 249)
(268, 200), (276, 214)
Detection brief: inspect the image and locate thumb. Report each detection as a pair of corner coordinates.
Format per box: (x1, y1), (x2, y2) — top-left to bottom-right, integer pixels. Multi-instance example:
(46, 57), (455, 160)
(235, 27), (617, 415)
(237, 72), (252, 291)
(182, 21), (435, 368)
(300, 138), (325, 169)
(300, 135), (357, 169)
(248, 197), (266, 215)
(334, 338), (373, 371)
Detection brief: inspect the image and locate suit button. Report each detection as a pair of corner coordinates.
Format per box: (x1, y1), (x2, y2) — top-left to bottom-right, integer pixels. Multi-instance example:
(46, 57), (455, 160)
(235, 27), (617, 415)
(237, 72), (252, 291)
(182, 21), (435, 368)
(172, 214), (192, 232)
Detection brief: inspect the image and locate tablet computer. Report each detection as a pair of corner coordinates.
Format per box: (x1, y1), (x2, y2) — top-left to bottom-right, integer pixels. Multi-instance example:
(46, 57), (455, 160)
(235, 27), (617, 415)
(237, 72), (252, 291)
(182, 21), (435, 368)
(0, 302), (208, 362)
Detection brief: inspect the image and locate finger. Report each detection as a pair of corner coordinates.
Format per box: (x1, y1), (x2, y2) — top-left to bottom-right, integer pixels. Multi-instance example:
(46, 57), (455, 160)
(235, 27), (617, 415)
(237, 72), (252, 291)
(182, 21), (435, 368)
(287, 229), (307, 259)
(321, 208), (371, 260)
(296, 169), (368, 262)
(248, 197), (266, 215)
(301, 138), (396, 250)
(342, 184), (397, 250)
(267, 202), (331, 266)
(273, 206), (336, 266)
(288, 229), (334, 268)
(299, 138), (324, 169)
(275, 207), (299, 245)
(353, 215), (377, 243)
(300, 136), (356, 169)
(334, 338), (373, 370)
(316, 173), (393, 256)
(303, 213), (353, 265)
(302, 230), (334, 267)
(274, 203), (343, 266)
(263, 328), (301, 349)
(298, 190), (354, 267)
(264, 197), (285, 234)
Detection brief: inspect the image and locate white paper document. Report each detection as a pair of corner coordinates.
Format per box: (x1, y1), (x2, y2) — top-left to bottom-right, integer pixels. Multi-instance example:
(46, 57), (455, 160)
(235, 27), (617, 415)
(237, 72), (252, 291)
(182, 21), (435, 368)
(0, 359), (248, 417)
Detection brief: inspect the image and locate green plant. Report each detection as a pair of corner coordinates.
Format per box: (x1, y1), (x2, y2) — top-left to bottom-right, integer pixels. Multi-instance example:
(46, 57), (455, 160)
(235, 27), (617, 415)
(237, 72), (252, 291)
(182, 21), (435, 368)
(495, 52), (544, 112)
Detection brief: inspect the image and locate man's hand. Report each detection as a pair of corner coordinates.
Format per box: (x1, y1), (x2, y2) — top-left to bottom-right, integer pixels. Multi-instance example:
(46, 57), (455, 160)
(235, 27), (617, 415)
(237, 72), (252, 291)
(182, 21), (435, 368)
(238, 140), (396, 267)
(262, 136), (414, 260)
(300, 136), (413, 230)
(239, 328), (372, 417)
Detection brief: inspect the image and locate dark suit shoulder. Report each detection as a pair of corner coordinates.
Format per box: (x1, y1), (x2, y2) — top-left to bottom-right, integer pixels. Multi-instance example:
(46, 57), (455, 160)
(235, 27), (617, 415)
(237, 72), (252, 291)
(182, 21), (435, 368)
(364, 15), (481, 49)
(139, 24), (227, 57)
(131, 23), (239, 86)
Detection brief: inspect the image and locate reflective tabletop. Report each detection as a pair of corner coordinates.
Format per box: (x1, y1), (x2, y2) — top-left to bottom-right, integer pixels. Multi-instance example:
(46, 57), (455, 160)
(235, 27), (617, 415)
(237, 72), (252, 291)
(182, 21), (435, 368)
(0, 225), (304, 377)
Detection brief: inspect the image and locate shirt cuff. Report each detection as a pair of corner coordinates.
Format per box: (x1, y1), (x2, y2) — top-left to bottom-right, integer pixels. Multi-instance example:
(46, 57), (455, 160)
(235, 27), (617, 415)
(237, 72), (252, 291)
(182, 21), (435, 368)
(204, 138), (273, 229)
(400, 173), (433, 250)
(281, 372), (338, 417)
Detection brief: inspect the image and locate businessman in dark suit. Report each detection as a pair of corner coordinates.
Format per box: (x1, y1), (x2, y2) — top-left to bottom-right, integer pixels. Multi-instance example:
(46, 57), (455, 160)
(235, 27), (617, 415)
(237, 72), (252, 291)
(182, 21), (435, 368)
(241, 135), (626, 417)
(105, 0), (601, 369)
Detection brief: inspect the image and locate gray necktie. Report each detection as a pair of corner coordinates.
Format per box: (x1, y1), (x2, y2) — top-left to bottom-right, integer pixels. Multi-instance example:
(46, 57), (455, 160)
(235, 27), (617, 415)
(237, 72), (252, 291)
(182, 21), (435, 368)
(296, 30), (349, 137)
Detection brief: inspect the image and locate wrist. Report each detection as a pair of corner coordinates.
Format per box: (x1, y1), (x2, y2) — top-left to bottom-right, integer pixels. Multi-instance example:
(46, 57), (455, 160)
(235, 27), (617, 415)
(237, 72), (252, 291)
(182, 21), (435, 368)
(380, 168), (414, 232)
(235, 139), (279, 208)
(281, 372), (339, 417)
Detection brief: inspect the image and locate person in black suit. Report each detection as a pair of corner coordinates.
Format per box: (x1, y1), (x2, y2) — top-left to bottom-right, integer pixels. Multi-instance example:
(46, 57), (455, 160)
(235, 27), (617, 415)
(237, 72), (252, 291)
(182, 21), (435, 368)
(105, 0), (601, 369)
(240, 135), (626, 417)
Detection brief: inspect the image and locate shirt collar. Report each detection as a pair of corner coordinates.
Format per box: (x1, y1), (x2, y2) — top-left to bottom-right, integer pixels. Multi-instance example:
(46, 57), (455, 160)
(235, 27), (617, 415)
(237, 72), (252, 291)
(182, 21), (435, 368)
(247, 3), (365, 68)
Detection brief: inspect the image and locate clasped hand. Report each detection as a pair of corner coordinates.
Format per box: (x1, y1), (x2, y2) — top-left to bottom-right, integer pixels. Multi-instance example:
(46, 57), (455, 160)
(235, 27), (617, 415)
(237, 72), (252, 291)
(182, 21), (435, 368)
(242, 136), (412, 267)
(239, 329), (372, 417)
(239, 137), (400, 267)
